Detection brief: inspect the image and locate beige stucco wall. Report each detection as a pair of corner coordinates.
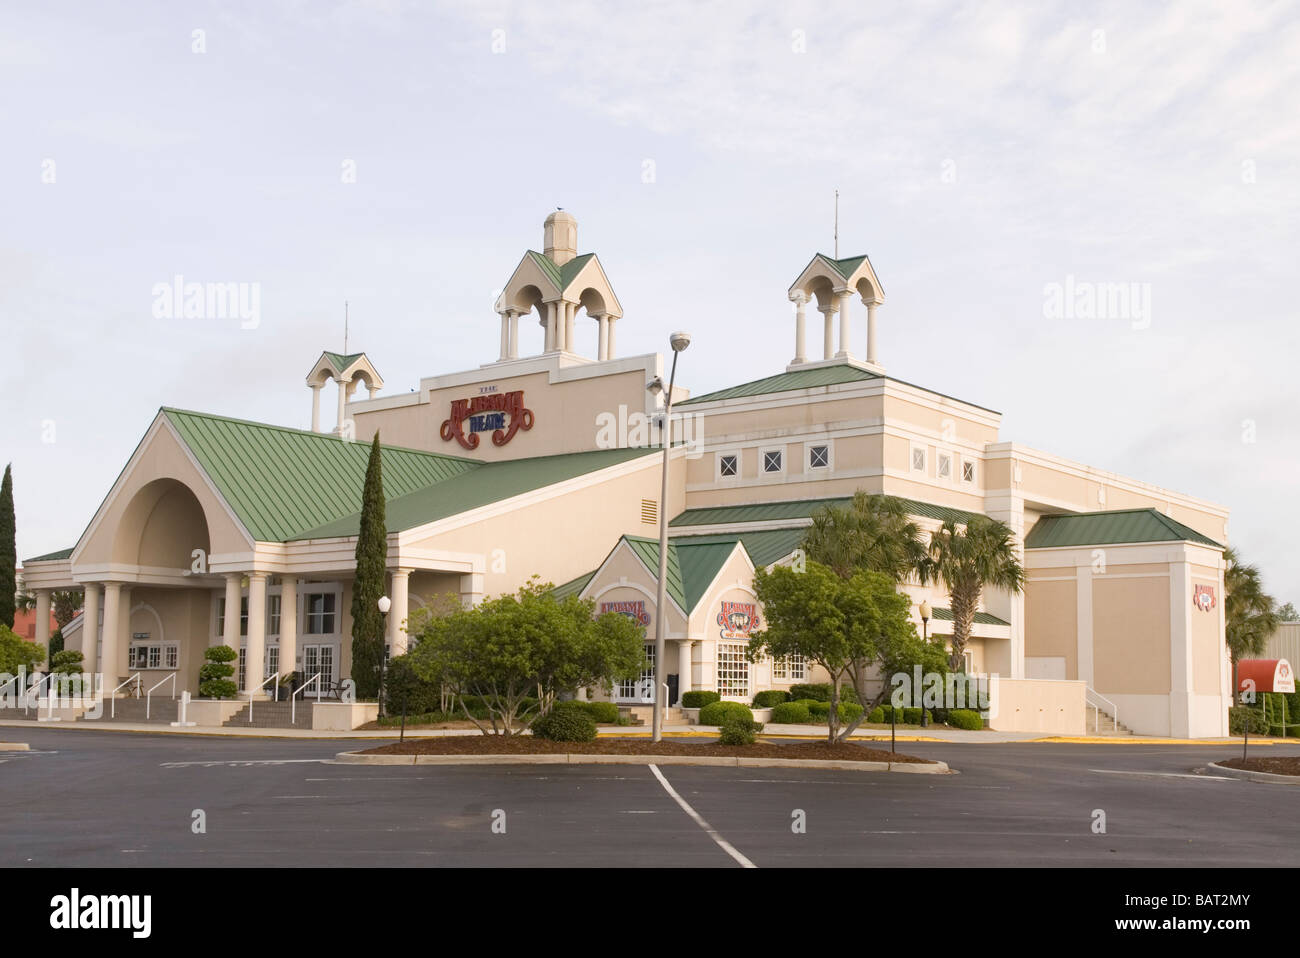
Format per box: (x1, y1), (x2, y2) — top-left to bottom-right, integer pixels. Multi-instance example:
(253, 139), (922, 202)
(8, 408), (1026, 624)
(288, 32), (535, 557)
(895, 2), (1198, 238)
(1092, 575), (1171, 695)
(987, 677), (1086, 734)
(1024, 578), (1078, 678)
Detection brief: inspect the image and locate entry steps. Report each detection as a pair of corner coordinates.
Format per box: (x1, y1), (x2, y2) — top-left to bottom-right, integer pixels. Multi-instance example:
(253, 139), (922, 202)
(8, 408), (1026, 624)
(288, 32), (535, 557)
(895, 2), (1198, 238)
(620, 705), (687, 727)
(1087, 705), (1133, 736)
(221, 701), (315, 729)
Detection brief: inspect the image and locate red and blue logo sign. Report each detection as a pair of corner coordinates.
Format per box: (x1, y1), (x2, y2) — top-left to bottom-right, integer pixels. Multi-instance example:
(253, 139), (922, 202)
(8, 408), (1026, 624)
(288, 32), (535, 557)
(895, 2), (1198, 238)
(1193, 584), (1217, 612)
(601, 600), (651, 628)
(440, 389), (534, 450)
(718, 601), (760, 639)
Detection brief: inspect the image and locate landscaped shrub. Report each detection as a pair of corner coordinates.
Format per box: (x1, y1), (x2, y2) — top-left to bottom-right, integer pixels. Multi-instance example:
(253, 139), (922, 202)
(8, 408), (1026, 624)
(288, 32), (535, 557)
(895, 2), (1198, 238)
(531, 707), (598, 742)
(682, 690), (721, 708)
(198, 645), (238, 699)
(841, 702), (864, 723)
(719, 715), (764, 746)
(752, 690), (790, 708)
(383, 655), (441, 715)
(1262, 692), (1289, 736)
(1229, 706), (1268, 735)
(770, 701), (812, 724)
(901, 707), (932, 725)
(50, 649), (84, 674)
(583, 700), (620, 724)
(698, 701), (754, 726)
(867, 706), (885, 723)
(947, 709), (984, 730)
(790, 683), (832, 702)
(806, 699), (831, 718)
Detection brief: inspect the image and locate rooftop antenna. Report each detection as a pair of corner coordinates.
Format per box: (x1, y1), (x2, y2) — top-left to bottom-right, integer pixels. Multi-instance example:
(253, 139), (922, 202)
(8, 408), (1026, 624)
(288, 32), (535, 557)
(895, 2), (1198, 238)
(834, 189), (839, 258)
(344, 301), (349, 354)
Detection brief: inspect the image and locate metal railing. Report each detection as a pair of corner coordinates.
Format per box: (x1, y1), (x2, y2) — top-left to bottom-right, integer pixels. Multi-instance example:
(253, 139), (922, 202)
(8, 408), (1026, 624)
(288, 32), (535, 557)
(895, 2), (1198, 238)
(246, 672), (280, 724)
(290, 672), (323, 727)
(145, 673), (177, 720)
(110, 673), (143, 719)
(27, 672), (54, 716)
(1085, 687), (1119, 734)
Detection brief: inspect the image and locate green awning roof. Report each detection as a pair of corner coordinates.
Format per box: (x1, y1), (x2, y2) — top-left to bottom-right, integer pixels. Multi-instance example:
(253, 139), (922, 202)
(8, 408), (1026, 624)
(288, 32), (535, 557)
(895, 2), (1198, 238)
(550, 570), (596, 601)
(24, 547), (74, 563)
(1024, 509), (1222, 550)
(669, 495), (985, 529)
(679, 364), (881, 406)
(526, 250), (597, 294)
(323, 351), (366, 372)
(668, 528), (807, 568)
(930, 607), (1010, 627)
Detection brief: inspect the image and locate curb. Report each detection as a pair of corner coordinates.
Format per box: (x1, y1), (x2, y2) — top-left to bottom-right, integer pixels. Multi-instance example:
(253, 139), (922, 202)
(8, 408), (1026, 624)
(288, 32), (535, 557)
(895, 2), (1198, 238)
(0, 742), (30, 751)
(333, 750), (952, 773)
(1204, 761), (1300, 785)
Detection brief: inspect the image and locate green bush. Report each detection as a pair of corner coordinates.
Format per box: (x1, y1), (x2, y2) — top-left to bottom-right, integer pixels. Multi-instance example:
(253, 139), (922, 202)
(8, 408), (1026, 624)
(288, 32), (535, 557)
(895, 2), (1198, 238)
(48, 628), (65, 664)
(682, 690), (721, 708)
(947, 709), (984, 730)
(867, 706), (885, 723)
(752, 690), (790, 708)
(789, 683), (832, 702)
(198, 644), (238, 699)
(901, 707), (932, 725)
(1229, 706), (1268, 735)
(719, 715), (764, 745)
(806, 699), (831, 718)
(1261, 692), (1290, 736)
(841, 702), (864, 723)
(531, 707), (598, 742)
(770, 701), (812, 724)
(0, 625), (46, 676)
(383, 655), (441, 714)
(698, 701), (754, 726)
(50, 649), (84, 674)
(583, 700), (621, 723)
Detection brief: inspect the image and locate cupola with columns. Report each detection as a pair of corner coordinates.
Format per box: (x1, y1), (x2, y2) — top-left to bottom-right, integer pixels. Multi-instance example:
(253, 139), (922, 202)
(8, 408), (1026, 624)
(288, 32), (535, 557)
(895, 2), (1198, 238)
(305, 351), (384, 434)
(493, 211), (624, 363)
(786, 252), (885, 373)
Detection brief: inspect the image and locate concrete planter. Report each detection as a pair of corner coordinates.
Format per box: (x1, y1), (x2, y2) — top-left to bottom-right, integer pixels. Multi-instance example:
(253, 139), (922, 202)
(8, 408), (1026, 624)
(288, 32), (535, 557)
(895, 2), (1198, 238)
(186, 699), (248, 726)
(312, 701), (379, 731)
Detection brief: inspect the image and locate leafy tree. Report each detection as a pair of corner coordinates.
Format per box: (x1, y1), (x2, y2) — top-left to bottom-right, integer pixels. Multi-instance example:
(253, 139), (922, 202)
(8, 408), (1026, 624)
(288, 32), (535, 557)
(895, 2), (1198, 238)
(408, 577), (644, 736)
(749, 561), (920, 743)
(1224, 547), (1279, 697)
(1277, 601), (1298, 623)
(921, 517), (1024, 671)
(803, 492), (928, 582)
(0, 465), (15, 629)
(198, 644), (238, 699)
(350, 433), (387, 701)
(0, 624), (45, 675)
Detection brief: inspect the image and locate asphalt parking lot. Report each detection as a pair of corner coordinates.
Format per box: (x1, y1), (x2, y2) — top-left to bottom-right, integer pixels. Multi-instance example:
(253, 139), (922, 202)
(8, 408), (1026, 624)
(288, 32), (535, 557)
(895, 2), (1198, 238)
(3, 729), (1297, 867)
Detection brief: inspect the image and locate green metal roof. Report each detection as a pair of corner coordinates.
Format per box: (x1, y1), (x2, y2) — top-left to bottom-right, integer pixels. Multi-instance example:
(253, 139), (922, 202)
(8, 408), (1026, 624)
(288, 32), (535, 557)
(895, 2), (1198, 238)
(24, 547), (74, 563)
(164, 408), (477, 542)
(296, 445), (659, 540)
(525, 251), (597, 294)
(670, 495), (985, 529)
(621, 536), (741, 613)
(323, 351), (365, 372)
(679, 364), (880, 406)
(669, 528), (807, 568)
(930, 607), (1010, 627)
(550, 569), (596, 601)
(1024, 508), (1223, 550)
(826, 254), (868, 279)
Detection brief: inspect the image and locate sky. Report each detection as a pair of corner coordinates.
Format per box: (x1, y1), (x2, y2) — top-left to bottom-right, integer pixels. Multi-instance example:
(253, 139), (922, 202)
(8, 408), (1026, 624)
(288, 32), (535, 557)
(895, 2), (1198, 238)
(2, 0), (1297, 602)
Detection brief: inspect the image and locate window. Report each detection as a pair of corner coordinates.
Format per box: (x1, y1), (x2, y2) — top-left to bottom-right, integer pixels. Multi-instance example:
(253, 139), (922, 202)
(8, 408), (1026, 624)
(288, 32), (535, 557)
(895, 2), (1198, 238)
(762, 450), (783, 474)
(961, 460), (976, 484)
(937, 452), (952, 480)
(772, 653), (806, 681)
(266, 646), (279, 678)
(305, 592), (337, 635)
(911, 446), (927, 474)
(717, 643), (750, 698)
(808, 444), (830, 470)
(719, 454), (738, 478)
(216, 597), (249, 637)
(618, 643), (655, 701)
(238, 647), (245, 689)
(129, 640), (178, 671)
(267, 594), (281, 636)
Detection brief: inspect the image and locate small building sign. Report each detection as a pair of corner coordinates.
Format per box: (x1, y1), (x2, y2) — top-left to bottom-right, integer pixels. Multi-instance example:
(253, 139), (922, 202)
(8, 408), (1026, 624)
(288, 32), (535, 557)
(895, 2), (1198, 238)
(718, 601), (760, 639)
(440, 389), (534, 450)
(1238, 658), (1295, 694)
(1193, 584), (1217, 611)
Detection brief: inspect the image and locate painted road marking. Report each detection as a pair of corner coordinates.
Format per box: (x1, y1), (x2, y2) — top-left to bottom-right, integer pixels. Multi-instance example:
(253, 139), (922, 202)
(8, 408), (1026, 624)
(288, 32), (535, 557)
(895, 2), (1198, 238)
(648, 764), (756, 869)
(1089, 769), (1235, 782)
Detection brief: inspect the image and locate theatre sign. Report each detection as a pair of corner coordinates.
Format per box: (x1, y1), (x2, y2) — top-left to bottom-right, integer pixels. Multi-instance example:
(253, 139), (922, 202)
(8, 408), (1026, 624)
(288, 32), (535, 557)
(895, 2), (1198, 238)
(440, 389), (535, 450)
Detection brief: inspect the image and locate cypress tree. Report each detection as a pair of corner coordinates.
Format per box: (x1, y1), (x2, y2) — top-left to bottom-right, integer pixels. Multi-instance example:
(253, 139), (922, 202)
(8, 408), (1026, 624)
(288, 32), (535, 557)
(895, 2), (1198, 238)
(350, 434), (387, 699)
(0, 464), (15, 629)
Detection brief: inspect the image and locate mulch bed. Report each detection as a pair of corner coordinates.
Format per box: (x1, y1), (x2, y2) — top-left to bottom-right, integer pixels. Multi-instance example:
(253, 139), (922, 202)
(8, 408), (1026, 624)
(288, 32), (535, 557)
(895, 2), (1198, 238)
(360, 736), (932, 763)
(1219, 756), (1300, 776)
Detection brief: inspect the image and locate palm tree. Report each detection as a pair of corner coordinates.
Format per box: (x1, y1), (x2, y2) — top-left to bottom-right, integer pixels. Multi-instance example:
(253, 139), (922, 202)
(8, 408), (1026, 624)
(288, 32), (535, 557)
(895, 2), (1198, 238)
(803, 492), (928, 582)
(1224, 546), (1279, 698)
(922, 517), (1025, 671)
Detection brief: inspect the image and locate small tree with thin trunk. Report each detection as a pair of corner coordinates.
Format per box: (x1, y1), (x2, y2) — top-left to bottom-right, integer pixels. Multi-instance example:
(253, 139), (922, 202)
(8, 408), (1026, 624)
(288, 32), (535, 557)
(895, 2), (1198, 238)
(350, 433), (387, 700)
(0, 465), (16, 629)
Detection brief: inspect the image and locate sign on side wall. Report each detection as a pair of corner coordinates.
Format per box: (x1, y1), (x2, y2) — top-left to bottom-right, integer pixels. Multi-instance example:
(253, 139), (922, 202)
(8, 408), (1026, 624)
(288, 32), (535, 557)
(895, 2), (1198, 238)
(718, 601), (761, 639)
(1193, 584), (1217, 612)
(600, 600), (651, 631)
(440, 389), (535, 450)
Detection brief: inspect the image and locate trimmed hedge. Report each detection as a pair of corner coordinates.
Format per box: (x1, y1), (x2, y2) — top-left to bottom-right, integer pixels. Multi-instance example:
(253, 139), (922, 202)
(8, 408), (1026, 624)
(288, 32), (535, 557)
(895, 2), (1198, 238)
(807, 699), (831, 718)
(719, 716), (764, 746)
(901, 707), (933, 725)
(531, 707), (598, 742)
(698, 701), (755, 726)
(867, 706), (885, 723)
(770, 701), (812, 724)
(583, 700), (621, 724)
(789, 683), (860, 704)
(1229, 706), (1268, 736)
(752, 690), (791, 708)
(682, 690), (721, 709)
(947, 709), (984, 730)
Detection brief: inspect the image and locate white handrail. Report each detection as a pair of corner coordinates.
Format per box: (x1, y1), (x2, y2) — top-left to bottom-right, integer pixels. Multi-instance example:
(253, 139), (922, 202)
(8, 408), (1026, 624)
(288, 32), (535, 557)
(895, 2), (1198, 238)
(291, 672), (322, 727)
(26, 672), (52, 715)
(1085, 686), (1119, 734)
(246, 672), (279, 723)
(145, 673), (177, 719)
(110, 673), (143, 719)
(0, 672), (19, 709)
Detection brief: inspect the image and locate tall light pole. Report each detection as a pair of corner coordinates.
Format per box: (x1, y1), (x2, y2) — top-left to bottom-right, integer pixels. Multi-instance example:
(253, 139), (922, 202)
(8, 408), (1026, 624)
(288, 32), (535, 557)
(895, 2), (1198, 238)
(647, 331), (691, 743)
(377, 594), (391, 718)
(918, 600), (931, 728)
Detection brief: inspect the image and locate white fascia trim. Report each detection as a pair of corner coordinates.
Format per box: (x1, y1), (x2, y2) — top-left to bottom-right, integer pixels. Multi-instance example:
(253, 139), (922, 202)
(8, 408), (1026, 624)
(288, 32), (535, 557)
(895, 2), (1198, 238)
(670, 518), (815, 538)
(70, 563), (227, 587)
(700, 419), (883, 449)
(1025, 540), (1220, 569)
(19, 560), (76, 590)
(394, 448), (665, 543)
(985, 442), (1229, 518)
(685, 464), (885, 495)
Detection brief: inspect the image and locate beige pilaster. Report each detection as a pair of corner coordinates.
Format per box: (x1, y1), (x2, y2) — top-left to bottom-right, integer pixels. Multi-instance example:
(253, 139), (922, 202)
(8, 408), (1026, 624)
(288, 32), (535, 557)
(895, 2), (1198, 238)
(389, 569), (412, 656)
(564, 302), (575, 352)
(598, 315), (609, 360)
(81, 584), (100, 675)
(223, 573), (242, 653)
(280, 575), (298, 680)
(790, 292), (807, 364)
(245, 573), (268, 695)
(544, 302), (556, 352)
(607, 317), (617, 358)
(499, 312), (510, 360)
(334, 376), (347, 433)
(677, 640), (693, 702)
(508, 312), (519, 358)
(34, 590), (51, 650)
(101, 583), (122, 687)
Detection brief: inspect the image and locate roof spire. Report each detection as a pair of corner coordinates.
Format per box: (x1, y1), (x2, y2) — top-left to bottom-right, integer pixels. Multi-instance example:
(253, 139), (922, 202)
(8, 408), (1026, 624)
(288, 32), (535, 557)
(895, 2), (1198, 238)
(834, 189), (839, 258)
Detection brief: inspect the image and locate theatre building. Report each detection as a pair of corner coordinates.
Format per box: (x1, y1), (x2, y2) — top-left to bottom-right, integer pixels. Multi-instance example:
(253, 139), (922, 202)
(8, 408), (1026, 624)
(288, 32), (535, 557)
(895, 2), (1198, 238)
(21, 211), (1232, 737)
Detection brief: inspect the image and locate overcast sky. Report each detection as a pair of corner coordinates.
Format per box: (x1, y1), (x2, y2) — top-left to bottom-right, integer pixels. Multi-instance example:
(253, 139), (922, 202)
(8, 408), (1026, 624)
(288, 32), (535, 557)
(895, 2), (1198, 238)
(3, 0), (1297, 603)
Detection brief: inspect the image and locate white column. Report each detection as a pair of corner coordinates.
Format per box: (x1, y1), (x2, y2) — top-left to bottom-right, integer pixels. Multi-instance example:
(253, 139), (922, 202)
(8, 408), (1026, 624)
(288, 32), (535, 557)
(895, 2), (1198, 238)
(389, 569), (411, 656)
(564, 303), (575, 353)
(280, 575), (298, 682)
(607, 317), (617, 358)
(310, 383), (322, 432)
(836, 290), (852, 358)
(81, 584), (100, 675)
(508, 313), (519, 358)
(598, 315), (609, 360)
(820, 306), (835, 359)
(223, 573), (242, 653)
(34, 590), (51, 650)
(101, 583), (122, 687)
(677, 640), (693, 702)
(544, 303), (556, 352)
(245, 573), (267, 695)
(790, 293), (807, 364)
(866, 300), (879, 366)
(334, 377), (347, 433)
(498, 311), (510, 360)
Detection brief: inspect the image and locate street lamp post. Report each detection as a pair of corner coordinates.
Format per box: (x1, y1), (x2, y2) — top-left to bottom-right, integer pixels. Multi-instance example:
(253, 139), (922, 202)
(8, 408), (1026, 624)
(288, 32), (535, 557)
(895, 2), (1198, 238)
(648, 331), (691, 743)
(377, 594), (391, 719)
(919, 600), (931, 728)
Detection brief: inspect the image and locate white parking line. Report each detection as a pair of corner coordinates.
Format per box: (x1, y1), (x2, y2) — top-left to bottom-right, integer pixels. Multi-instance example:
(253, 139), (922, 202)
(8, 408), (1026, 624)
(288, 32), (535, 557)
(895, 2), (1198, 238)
(648, 764), (756, 869)
(161, 759), (328, 767)
(1089, 768), (1234, 782)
